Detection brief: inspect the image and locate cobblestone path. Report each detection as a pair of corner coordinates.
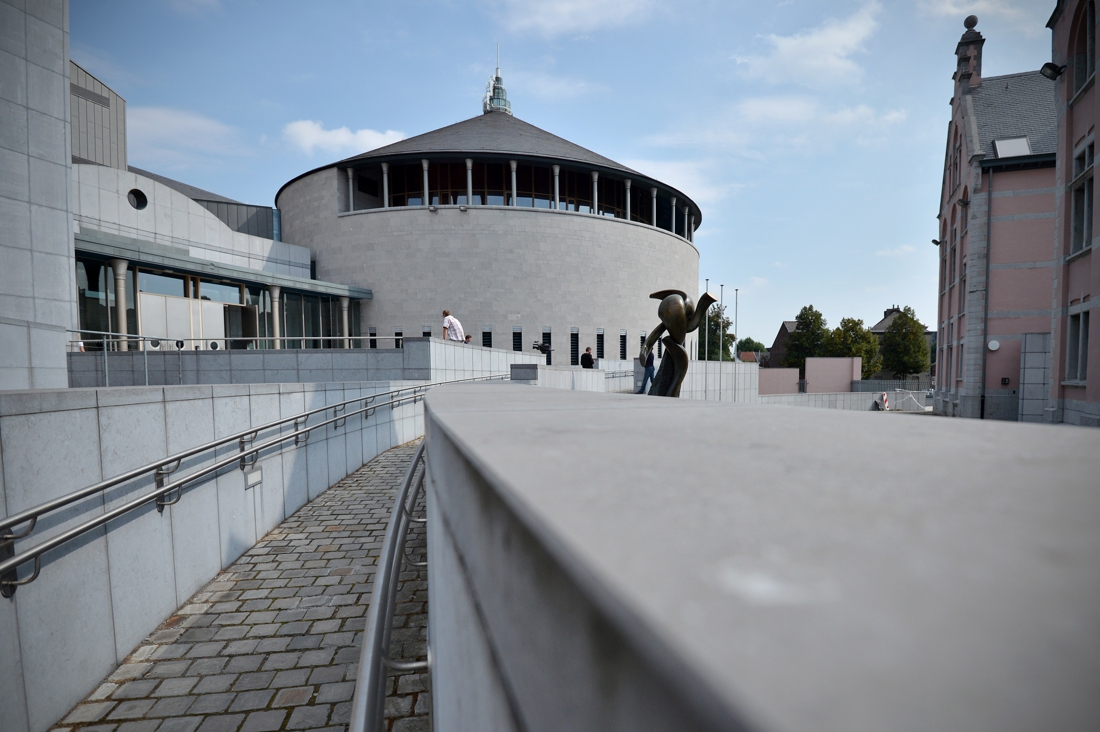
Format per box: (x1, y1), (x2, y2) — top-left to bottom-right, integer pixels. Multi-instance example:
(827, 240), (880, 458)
(53, 441), (429, 732)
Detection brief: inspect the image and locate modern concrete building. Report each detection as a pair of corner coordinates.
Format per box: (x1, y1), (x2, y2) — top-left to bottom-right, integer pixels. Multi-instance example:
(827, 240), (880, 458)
(1047, 0), (1100, 426)
(933, 17), (1059, 421)
(0, 0), (76, 390)
(276, 70), (702, 366)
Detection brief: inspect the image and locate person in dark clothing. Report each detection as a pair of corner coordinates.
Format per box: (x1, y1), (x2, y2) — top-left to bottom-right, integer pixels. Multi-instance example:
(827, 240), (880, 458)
(637, 350), (656, 393)
(580, 347), (595, 368)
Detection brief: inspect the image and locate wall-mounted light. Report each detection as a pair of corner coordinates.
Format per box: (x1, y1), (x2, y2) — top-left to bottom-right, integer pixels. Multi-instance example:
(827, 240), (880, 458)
(956, 199), (970, 208)
(459, 205), (468, 212)
(932, 238), (943, 246)
(428, 205), (437, 212)
(1040, 62), (1067, 80)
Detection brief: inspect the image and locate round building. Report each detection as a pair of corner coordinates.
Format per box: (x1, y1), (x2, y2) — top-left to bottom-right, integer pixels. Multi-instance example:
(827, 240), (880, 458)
(276, 72), (701, 363)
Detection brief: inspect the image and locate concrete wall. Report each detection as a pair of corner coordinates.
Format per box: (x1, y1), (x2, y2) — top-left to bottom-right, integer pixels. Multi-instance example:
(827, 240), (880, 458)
(509, 363), (605, 391)
(73, 165), (311, 277)
(0, 0), (75, 390)
(759, 391), (879, 411)
(0, 378), (423, 732)
(424, 385), (1100, 732)
(276, 177), (701, 363)
(68, 338), (541, 388)
(759, 367), (800, 395)
(805, 357), (860, 393)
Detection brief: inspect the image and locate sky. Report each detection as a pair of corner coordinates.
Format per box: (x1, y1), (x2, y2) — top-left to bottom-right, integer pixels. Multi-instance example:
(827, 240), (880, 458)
(69, 0), (1054, 346)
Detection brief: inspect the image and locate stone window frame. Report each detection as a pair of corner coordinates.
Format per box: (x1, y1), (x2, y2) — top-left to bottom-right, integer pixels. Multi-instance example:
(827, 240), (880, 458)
(1065, 308), (1091, 383)
(1070, 137), (1095, 256)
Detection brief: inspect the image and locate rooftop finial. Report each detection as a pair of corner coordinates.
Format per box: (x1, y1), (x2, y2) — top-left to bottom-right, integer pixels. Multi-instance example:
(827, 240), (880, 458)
(483, 45), (513, 116)
(964, 15), (978, 30)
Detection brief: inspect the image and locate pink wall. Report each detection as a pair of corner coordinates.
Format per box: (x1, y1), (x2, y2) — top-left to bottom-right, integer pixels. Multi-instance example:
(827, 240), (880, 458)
(805, 357), (860, 393)
(759, 368), (799, 395)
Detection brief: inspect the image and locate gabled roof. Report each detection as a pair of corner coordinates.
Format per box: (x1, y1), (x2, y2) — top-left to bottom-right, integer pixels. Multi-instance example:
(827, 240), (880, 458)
(344, 111), (642, 177)
(970, 71), (1058, 158)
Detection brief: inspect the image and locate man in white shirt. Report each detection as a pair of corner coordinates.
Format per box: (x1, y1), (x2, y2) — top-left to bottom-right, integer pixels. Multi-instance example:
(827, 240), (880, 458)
(442, 310), (465, 342)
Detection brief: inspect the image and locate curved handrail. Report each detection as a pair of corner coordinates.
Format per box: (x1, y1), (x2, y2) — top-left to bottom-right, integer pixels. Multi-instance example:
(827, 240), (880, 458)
(349, 442), (428, 732)
(0, 390), (432, 590)
(0, 374), (505, 540)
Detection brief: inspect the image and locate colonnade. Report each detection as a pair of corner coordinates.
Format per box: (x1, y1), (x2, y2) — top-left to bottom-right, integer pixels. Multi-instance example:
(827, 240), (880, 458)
(345, 160), (695, 243)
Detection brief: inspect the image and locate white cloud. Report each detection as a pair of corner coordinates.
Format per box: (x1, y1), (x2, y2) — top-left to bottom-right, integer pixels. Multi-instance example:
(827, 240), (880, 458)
(876, 244), (917, 257)
(127, 107), (243, 170)
(620, 158), (743, 209)
(735, 1), (881, 87)
(282, 120), (405, 157)
(649, 95), (906, 156)
(917, 0), (1051, 32)
(488, 0), (656, 37)
(507, 70), (599, 101)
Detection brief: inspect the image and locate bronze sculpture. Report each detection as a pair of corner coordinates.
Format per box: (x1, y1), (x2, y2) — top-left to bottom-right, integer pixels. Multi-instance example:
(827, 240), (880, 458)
(639, 289), (716, 397)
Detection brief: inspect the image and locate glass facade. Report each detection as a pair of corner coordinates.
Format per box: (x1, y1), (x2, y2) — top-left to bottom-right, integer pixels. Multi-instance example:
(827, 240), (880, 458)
(75, 256), (359, 350)
(379, 159), (687, 226)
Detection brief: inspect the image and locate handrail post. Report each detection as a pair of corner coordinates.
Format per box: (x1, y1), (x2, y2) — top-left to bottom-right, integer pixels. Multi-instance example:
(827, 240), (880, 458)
(103, 336), (109, 387)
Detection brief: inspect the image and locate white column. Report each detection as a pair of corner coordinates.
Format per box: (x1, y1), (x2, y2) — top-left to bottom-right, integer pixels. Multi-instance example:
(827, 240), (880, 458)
(682, 205), (689, 240)
(339, 296), (350, 349)
(509, 160), (517, 206)
(552, 164), (560, 209)
(465, 158), (473, 205)
(689, 213), (695, 242)
(670, 196), (677, 234)
(109, 258), (129, 350)
(624, 178), (631, 220)
(346, 168), (355, 212)
(381, 162), (390, 208)
(591, 171), (599, 214)
(269, 285), (282, 349)
(650, 187), (657, 226)
(421, 159), (429, 206)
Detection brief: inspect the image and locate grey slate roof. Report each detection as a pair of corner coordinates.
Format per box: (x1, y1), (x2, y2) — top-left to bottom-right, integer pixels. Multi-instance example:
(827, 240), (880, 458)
(342, 111), (643, 176)
(970, 71), (1058, 158)
(129, 165), (243, 204)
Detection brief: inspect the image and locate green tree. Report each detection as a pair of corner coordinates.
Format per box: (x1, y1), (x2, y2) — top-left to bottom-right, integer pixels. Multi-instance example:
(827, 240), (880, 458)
(824, 317), (883, 379)
(881, 306), (930, 379)
(782, 305), (828, 377)
(736, 337), (767, 353)
(696, 304), (736, 361)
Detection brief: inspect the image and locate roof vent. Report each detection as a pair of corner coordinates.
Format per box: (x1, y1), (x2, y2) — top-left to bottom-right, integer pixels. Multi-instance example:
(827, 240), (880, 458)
(483, 67), (512, 115)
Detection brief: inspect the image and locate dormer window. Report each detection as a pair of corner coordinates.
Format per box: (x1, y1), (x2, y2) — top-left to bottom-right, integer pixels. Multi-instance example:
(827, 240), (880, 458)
(993, 137), (1031, 158)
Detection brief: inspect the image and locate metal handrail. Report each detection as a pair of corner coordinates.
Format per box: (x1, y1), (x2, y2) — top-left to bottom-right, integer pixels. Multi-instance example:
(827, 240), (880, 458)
(67, 328), (437, 351)
(0, 375), (507, 595)
(350, 442), (429, 732)
(603, 369), (633, 378)
(0, 374), (503, 541)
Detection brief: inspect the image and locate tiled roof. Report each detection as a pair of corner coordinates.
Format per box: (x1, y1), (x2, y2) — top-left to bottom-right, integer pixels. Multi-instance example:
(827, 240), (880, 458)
(342, 111), (642, 176)
(970, 71), (1058, 158)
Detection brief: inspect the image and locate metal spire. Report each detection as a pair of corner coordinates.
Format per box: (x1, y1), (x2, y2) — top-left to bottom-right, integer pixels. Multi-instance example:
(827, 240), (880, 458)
(483, 45), (513, 115)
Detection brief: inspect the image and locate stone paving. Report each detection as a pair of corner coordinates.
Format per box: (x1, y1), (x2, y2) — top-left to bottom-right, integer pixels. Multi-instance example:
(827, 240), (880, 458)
(52, 441), (430, 732)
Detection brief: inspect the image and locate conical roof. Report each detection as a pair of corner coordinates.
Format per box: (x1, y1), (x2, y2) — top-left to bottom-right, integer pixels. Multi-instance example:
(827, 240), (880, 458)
(341, 111), (642, 177)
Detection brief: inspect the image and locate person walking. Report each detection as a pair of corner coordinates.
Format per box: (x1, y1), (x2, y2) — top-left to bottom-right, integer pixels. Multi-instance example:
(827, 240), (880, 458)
(637, 349), (655, 393)
(442, 310), (465, 342)
(580, 347), (594, 368)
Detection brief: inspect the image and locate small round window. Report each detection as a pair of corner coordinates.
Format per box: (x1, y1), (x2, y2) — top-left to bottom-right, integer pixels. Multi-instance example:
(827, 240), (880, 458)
(127, 189), (148, 210)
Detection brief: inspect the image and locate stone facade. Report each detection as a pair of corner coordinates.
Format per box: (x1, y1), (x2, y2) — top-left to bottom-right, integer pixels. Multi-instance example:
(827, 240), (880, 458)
(277, 178), (700, 365)
(0, 0), (75, 390)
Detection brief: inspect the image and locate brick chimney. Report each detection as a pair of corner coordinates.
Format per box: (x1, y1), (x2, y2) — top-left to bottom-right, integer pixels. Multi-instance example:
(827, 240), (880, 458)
(954, 15), (985, 96)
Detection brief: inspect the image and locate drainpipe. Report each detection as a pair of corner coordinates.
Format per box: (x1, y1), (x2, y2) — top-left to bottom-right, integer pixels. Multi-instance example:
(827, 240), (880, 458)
(980, 166), (993, 419)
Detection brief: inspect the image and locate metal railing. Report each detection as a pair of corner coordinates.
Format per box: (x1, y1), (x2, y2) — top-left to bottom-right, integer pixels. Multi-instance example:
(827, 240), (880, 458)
(68, 329), (410, 352)
(0, 374), (506, 597)
(349, 442), (429, 732)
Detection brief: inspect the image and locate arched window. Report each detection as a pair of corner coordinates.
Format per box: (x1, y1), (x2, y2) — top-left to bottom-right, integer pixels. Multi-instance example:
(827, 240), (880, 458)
(1074, 1), (1096, 93)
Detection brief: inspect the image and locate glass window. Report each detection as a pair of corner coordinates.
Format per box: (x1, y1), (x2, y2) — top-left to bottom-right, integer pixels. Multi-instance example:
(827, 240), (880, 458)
(139, 271), (186, 298)
(199, 280), (241, 304)
(284, 293), (303, 349)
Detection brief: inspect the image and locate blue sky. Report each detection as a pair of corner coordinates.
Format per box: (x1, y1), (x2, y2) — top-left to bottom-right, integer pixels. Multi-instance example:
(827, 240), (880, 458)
(70, 0), (1053, 345)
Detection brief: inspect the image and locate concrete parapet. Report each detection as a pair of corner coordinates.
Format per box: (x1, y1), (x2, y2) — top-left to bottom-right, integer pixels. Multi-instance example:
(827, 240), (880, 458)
(424, 385), (1100, 731)
(0, 379), (422, 732)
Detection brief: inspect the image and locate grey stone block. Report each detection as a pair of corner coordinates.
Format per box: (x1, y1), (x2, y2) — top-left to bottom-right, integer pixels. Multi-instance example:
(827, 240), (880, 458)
(0, 48), (28, 106)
